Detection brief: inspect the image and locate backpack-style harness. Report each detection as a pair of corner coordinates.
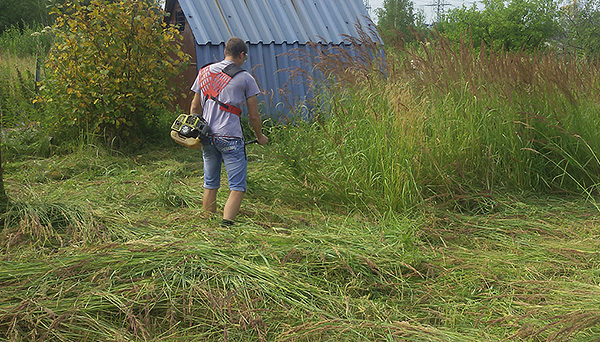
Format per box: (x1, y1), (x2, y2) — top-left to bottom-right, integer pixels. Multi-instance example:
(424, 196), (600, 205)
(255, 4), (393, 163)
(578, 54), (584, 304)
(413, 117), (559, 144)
(198, 63), (245, 116)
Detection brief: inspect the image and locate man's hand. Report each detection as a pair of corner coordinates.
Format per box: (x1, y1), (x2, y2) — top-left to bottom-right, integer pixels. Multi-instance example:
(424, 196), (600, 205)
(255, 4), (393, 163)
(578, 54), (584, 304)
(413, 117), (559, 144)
(256, 133), (268, 146)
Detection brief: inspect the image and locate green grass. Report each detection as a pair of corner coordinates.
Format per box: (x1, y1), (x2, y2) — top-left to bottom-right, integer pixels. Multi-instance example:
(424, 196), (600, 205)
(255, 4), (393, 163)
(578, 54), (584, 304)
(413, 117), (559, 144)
(0, 24), (51, 133)
(0, 24), (52, 58)
(1, 27), (599, 341)
(1, 144), (598, 341)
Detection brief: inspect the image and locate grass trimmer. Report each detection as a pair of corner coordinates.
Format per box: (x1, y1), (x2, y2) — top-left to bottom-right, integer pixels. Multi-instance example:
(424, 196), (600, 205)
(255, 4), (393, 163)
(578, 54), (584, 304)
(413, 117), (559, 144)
(171, 113), (259, 149)
(170, 113), (210, 149)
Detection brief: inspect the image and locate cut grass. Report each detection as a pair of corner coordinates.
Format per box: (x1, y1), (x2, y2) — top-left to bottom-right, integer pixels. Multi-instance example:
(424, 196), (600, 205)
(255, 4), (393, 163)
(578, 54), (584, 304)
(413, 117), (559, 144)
(1, 145), (598, 341)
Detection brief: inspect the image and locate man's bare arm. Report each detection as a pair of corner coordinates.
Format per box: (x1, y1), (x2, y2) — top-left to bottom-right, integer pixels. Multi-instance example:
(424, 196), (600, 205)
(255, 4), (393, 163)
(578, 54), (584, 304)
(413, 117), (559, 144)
(247, 95), (268, 145)
(190, 92), (203, 115)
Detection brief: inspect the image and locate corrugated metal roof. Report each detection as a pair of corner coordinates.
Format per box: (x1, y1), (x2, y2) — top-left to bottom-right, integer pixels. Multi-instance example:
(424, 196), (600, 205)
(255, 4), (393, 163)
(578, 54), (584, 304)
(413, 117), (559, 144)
(178, 0), (376, 45)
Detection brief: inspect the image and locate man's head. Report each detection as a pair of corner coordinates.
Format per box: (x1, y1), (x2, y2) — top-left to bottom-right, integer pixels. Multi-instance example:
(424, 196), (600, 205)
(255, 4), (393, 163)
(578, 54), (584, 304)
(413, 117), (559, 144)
(225, 37), (248, 58)
(224, 37), (249, 66)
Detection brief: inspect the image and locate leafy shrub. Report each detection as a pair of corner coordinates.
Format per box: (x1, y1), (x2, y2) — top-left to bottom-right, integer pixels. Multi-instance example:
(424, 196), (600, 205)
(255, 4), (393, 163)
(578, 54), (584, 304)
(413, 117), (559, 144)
(41, 0), (189, 147)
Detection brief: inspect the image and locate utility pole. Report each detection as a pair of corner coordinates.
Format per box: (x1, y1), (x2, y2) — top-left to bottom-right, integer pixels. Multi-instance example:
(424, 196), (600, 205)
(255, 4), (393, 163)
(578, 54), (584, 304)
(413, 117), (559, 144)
(426, 0), (451, 22)
(363, 0), (372, 18)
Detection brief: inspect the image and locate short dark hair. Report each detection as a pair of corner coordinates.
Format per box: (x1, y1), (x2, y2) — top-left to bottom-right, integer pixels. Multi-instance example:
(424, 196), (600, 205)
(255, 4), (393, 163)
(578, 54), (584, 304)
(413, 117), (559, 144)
(225, 37), (248, 57)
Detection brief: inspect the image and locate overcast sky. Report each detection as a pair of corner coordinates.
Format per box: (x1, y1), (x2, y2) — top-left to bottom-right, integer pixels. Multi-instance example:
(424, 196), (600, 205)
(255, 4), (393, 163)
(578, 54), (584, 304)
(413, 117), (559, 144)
(368, 0), (480, 25)
(159, 0), (479, 27)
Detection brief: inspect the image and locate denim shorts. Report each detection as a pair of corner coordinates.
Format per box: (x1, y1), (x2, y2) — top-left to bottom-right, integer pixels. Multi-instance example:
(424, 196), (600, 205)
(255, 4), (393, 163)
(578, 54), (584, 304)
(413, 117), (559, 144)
(202, 136), (247, 192)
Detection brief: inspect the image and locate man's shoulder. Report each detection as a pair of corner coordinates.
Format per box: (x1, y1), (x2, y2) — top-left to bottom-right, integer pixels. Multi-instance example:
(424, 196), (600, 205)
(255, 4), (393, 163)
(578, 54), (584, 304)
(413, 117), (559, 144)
(204, 60), (229, 73)
(222, 63), (246, 78)
(207, 61), (250, 77)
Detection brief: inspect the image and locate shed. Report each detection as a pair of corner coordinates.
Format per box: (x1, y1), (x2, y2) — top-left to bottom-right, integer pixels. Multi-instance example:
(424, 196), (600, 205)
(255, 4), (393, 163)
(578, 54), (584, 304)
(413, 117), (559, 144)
(164, 0), (378, 120)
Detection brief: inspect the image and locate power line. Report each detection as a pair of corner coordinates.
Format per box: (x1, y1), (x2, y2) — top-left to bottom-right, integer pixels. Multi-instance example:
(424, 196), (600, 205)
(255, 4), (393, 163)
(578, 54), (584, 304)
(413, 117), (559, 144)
(425, 0), (451, 22)
(363, 0), (372, 17)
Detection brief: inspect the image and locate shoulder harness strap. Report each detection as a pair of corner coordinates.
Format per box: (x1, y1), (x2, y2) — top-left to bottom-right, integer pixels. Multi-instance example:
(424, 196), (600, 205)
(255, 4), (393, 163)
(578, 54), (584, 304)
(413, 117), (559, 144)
(198, 63), (246, 117)
(222, 63), (245, 78)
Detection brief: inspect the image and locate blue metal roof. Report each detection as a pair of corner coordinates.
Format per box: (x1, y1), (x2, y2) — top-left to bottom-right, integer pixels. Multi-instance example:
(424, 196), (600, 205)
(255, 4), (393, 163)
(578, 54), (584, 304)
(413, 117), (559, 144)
(178, 0), (375, 45)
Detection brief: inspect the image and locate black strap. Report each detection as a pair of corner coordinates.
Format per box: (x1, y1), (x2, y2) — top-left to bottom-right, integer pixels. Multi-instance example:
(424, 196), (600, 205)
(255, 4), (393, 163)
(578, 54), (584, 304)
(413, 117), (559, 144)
(200, 62), (245, 77)
(222, 63), (245, 78)
(208, 95), (233, 111)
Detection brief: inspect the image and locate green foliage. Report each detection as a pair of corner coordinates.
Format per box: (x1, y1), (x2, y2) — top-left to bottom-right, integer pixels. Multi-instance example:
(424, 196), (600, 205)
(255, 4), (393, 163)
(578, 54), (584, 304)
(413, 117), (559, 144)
(41, 0), (189, 147)
(0, 24), (53, 57)
(375, 0), (425, 45)
(438, 0), (560, 51)
(556, 0), (600, 57)
(0, 0), (56, 33)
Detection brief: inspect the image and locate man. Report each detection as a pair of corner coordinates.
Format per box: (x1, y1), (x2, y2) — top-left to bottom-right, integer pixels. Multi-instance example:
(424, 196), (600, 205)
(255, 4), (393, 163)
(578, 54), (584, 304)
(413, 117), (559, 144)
(190, 37), (268, 227)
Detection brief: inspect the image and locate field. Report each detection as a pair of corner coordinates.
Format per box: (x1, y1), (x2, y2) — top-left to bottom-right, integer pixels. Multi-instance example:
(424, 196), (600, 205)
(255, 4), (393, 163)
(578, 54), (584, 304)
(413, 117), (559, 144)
(0, 144), (599, 341)
(1, 27), (600, 341)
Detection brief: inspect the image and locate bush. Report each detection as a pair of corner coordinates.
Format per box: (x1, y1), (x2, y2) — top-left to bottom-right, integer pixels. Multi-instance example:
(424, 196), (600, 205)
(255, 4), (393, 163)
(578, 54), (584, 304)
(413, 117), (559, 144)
(438, 0), (559, 52)
(41, 0), (189, 147)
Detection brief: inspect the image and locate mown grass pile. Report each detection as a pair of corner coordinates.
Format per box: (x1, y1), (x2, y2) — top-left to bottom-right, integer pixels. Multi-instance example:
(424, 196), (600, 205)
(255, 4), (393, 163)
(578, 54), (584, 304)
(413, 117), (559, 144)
(1, 28), (599, 341)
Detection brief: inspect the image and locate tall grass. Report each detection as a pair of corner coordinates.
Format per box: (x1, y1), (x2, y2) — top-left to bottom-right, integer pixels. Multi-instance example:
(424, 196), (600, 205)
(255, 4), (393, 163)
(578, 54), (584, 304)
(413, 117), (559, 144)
(0, 24), (53, 57)
(0, 54), (39, 127)
(410, 38), (600, 201)
(275, 33), (600, 214)
(0, 24), (55, 165)
(0, 24), (51, 135)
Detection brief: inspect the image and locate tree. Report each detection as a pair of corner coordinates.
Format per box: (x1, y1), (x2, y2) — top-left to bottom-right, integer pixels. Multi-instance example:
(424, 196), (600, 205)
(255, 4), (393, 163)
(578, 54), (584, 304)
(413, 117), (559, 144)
(42, 0), (188, 146)
(376, 0), (425, 45)
(438, 0), (560, 51)
(556, 0), (600, 56)
(0, 0), (66, 33)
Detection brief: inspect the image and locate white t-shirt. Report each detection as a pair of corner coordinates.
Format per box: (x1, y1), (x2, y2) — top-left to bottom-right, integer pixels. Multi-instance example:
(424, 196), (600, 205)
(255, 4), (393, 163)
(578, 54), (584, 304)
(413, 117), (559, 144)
(191, 60), (260, 138)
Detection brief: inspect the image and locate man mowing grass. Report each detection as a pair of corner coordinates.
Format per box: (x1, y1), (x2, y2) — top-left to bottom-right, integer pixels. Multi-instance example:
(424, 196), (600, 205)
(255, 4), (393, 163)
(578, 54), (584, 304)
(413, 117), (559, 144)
(190, 37), (268, 227)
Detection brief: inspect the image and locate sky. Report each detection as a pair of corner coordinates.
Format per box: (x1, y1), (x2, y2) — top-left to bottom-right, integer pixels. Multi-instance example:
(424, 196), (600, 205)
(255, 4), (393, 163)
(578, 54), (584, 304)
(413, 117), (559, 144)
(158, 0), (478, 27)
(368, 0), (481, 25)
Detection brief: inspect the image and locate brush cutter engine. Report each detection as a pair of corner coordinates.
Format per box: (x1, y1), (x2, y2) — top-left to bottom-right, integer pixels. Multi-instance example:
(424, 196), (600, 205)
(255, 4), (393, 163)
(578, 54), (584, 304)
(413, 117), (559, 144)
(170, 113), (211, 149)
